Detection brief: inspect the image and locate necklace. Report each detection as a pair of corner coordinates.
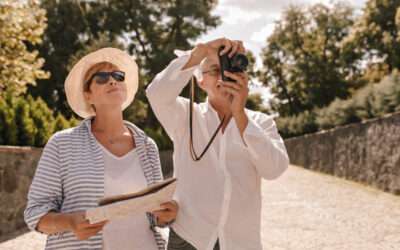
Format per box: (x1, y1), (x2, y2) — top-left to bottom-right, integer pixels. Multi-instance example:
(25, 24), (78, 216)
(92, 126), (132, 145)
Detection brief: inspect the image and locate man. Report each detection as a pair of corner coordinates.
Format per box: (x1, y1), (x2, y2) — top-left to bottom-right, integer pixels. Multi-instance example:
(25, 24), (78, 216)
(146, 38), (289, 250)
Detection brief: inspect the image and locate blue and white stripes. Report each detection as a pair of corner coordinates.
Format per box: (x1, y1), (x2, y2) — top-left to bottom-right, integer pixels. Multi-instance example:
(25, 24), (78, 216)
(24, 117), (166, 250)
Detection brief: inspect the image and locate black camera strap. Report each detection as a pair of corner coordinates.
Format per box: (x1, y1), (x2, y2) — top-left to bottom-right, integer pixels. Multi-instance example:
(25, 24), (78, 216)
(189, 76), (225, 161)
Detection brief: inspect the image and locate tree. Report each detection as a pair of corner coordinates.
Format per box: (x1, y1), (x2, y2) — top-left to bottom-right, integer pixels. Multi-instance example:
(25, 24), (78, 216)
(28, 0), (106, 117)
(28, 0), (220, 119)
(0, 0), (49, 96)
(0, 93), (76, 146)
(342, 0), (400, 74)
(258, 3), (362, 117)
(246, 93), (268, 113)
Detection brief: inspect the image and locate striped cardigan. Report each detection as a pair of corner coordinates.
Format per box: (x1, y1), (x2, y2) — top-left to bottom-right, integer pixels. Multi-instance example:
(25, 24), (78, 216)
(24, 118), (167, 250)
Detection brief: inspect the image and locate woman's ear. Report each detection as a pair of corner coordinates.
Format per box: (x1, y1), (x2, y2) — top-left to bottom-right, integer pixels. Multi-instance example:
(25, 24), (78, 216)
(83, 91), (92, 104)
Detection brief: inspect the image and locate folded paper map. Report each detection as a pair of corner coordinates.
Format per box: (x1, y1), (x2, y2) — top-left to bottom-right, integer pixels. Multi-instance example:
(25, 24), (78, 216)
(86, 178), (177, 224)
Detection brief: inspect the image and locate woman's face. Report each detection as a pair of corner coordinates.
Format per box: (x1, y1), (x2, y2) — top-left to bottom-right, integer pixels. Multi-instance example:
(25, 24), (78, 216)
(83, 63), (127, 112)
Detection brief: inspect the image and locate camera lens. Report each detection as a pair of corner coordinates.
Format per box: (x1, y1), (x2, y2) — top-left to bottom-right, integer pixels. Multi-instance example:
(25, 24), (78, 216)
(231, 54), (249, 72)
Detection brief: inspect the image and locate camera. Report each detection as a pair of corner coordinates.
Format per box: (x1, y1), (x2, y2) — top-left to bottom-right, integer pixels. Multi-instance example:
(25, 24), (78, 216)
(218, 46), (249, 82)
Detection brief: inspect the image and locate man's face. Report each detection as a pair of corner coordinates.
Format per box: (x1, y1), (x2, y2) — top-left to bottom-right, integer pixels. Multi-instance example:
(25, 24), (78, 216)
(198, 53), (231, 105)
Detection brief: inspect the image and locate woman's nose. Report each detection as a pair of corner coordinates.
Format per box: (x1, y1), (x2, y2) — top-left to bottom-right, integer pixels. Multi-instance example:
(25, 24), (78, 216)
(109, 81), (117, 86)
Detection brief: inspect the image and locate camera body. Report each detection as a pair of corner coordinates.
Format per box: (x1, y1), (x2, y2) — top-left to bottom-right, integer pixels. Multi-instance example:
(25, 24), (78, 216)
(218, 46), (249, 82)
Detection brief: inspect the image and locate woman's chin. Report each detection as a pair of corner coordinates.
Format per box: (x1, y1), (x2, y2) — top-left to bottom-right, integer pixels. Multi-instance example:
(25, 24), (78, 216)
(105, 93), (126, 102)
(97, 99), (125, 109)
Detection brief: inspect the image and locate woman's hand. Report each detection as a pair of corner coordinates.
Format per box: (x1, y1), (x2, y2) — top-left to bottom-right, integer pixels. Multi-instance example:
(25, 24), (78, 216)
(68, 211), (108, 240)
(151, 200), (179, 226)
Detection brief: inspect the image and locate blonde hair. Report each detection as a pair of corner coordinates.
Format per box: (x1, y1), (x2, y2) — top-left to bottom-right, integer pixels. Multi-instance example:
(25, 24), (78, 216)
(83, 61), (119, 92)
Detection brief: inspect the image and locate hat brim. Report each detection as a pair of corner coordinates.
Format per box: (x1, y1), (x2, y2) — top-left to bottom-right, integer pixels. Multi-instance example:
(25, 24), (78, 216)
(65, 47), (138, 118)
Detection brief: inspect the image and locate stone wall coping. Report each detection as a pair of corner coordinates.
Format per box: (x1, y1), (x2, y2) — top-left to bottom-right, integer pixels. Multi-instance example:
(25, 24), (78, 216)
(285, 111), (400, 142)
(0, 146), (42, 153)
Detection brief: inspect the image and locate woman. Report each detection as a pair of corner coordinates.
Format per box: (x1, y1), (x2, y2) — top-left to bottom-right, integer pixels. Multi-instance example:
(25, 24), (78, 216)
(24, 48), (178, 250)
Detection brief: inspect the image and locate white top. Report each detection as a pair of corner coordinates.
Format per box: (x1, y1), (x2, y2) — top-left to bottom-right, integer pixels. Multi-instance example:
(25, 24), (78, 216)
(146, 50), (289, 250)
(97, 139), (159, 250)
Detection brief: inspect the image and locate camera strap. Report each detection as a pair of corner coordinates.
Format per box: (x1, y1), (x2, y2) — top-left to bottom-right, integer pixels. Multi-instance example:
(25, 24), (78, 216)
(189, 76), (225, 161)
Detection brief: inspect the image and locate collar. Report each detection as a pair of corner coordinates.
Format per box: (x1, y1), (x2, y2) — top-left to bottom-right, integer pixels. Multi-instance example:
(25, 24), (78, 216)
(203, 98), (237, 132)
(81, 116), (146, 141)
(204, 98), (219, 119)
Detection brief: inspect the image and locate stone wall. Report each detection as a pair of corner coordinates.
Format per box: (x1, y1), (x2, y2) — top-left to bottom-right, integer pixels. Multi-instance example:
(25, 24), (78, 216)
(0, 146), (173, 239)
(285, 112), (400, 195)
(1, 112), (399, 237)
(0, 146), (42, 238)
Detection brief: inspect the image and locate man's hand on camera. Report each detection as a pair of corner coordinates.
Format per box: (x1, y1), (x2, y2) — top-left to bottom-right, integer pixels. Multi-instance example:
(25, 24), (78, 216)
(204, 37), (245, 57)
(182, 38), (245, 70)
(220, 71), (249, 137)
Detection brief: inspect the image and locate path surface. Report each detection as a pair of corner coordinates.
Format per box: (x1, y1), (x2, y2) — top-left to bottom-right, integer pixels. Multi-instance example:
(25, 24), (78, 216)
(1, 165), (399, 250)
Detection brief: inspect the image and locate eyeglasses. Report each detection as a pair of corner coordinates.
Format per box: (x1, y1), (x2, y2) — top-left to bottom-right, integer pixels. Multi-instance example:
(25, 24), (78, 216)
(86, 71), (125, 86)
(202, 68), (220, 77)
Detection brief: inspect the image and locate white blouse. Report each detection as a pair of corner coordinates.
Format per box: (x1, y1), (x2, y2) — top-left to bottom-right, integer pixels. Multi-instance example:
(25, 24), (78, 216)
(97, 138), (159, 250)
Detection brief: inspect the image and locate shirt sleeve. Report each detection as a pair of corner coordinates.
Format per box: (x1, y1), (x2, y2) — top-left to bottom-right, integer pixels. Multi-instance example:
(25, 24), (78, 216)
(145, 50), (199, 141)
(234, 112), (290, 180)
(24, 133), (63, 233)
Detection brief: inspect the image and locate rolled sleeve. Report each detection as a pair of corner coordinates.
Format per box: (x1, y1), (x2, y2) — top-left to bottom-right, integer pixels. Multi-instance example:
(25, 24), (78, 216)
(234, 112), (289, 180)
(24, 134), (63, 232)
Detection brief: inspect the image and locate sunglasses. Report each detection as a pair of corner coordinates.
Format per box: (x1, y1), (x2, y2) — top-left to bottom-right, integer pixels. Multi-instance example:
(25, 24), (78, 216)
(86, 71), (125, 86)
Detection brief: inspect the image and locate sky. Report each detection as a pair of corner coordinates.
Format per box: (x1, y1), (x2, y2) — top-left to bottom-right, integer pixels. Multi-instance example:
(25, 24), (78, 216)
(197, 0), (368, 102)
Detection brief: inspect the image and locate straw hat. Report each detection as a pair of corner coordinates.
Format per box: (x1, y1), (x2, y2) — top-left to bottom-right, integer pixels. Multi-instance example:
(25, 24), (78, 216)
(65, 47), (138, 118)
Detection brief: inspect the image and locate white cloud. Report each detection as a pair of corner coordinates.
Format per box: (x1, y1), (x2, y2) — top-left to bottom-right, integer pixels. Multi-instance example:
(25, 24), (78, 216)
(219, 6), (263, 25)
(251, 22), (276, 44)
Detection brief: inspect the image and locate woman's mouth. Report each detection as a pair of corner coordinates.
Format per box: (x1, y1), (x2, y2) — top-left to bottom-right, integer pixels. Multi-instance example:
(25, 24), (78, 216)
(107, 88), (121, 93)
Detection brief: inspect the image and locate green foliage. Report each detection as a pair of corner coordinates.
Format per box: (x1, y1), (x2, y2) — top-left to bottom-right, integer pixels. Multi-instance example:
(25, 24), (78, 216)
(0, 0), (49, 96)
(246, 93), (268, 113)
(22, 0), (220, 150)
(260, 0), (400, 139)
(342, 0), (400, 72)
(0, 95), (18, 145)
(143, 127), (172, 151)
(54, 112), (70, 132)
(317, 71), (400, 130)
(67, 32), (126, 72)
(15, 96), (36, 146)
(245, 51), (258, 80)
(0, 95), (78, 147)
(276, 111), (318, 138)
(29, 0), (220, 119)
(316, 98), (361, 130)
(277, 71), (400, 138)
(259, 3), (363, 117)
(29, 96), (56, 146)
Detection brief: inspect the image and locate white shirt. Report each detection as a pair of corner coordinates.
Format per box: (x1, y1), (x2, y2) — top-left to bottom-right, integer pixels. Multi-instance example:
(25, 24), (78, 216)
(97, 138), (159, 250)
(146, 51), (289, 250)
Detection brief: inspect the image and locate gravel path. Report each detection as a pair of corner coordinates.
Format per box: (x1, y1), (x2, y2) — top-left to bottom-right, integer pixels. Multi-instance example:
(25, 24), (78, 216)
(1, 165), (399, 250)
